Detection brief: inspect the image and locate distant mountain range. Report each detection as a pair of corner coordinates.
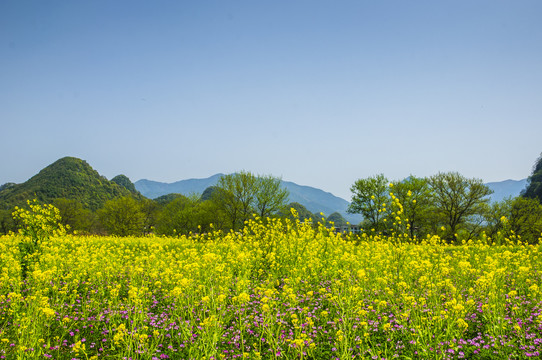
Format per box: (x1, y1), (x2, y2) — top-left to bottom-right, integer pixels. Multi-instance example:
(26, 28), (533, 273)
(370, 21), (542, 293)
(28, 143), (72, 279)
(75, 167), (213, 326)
(135, 175), (224, 199)
(485, 179), (528, 202)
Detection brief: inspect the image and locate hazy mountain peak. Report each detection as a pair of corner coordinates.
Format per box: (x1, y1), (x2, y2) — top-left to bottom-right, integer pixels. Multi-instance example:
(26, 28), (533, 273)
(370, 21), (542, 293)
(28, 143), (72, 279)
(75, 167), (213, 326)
(485, 179), (528, 202)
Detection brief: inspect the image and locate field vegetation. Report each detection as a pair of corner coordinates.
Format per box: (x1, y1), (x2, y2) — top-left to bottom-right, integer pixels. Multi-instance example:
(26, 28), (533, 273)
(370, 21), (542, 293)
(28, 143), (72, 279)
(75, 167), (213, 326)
(1, 198), (542, 359)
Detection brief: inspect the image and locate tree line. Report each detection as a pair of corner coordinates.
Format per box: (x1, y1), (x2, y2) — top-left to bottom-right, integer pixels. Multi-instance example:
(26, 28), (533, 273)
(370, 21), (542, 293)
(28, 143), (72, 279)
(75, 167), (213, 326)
(0, 171), (329, 237)
(2, 153), (541, 243)
(347, 161), (542, 244)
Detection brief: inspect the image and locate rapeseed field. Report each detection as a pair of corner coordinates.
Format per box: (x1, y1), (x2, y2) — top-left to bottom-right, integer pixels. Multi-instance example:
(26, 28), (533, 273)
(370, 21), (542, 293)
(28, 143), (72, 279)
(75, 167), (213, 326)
(1, 215), (542, 359)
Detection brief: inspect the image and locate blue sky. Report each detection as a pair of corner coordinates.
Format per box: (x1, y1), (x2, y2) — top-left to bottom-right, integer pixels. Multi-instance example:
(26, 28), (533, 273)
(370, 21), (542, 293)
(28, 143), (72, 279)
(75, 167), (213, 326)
(1, 0), (541, 200)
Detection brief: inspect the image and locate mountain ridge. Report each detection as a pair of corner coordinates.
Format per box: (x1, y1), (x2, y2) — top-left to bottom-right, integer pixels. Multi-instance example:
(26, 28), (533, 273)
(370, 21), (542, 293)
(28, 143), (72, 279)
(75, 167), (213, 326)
(135, 174), (224, 199)
(485, 179), (528, 203)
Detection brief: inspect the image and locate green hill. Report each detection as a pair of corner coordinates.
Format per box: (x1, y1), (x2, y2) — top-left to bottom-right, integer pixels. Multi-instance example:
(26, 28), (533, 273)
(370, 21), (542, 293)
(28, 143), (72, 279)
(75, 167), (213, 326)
(0, 157), (135, 211)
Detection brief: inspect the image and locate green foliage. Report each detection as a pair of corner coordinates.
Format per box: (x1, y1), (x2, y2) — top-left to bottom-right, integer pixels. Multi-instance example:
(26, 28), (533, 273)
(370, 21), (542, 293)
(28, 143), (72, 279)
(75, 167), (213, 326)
(281, 202), (315, 223)
(154, 193), (186, 205)
(213, 172), (289, 231)
(326, 212), (347, 227)
(0, 208), (16, 234)
(216, 171), (258, 230)
(523, 153), (542, 203)
(140, 197), (160, 234)
(155, 195), (192, 235)
(348, 174), (390, 232)
(0, 182), (16, 192)
(97, 196), (147, 236)
(155, 195), (219, 235)
(508, 197), (542, 244)
(12, 199), (67, 244)
(254, 175), (290, 218)
(428, 172), (493, 242)
(12, 199), (67, 280)
(483, 197), (542, 244)
(347, 172), (502, 243)
(201, 186), (219, 201)
(482, 198), (513, 240)
(53, 198), (95, 234)
(392, 176), (435, 238)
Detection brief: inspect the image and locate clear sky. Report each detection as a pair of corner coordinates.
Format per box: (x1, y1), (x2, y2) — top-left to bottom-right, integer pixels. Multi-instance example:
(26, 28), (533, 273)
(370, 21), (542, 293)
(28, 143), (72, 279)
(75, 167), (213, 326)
(1, 0), (541, 200)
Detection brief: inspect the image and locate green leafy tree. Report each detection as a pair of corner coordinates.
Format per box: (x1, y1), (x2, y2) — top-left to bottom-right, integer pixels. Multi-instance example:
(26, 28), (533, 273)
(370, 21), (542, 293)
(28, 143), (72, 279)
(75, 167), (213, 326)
(152, 188), (228, 234)
(97, 196), (146, 236)
(140, 197), (160, 234)
(522, 153), (542, 203)
(212, 172), (289, 231)
(281, 202), (315, 223)
(508, 197), (542, 244)
(154, 193), (186, 206)
(326, 212), (347, 228)
(12, 200), (67, 280)
(53, 198), (95, 233)
(199, 198), (228, 231)
(392, 176), (435, 239)
(201, 186), (219, 201)
(484, 197), (542, 244)
(155, 195), (198, 235)
(12, 199), (67, 243)
(254, 175), (289, 218)
(428, 172), (493, 243)
(213, 172), (256, 231)
(348, 174), (390, 233)
(0, 208), (16, 234)
(482, 198), (513, 240)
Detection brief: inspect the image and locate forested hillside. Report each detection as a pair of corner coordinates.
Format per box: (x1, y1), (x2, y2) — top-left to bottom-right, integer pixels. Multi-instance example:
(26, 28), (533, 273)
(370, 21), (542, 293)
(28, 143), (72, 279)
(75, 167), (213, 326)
(0, 157), (135, 211)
